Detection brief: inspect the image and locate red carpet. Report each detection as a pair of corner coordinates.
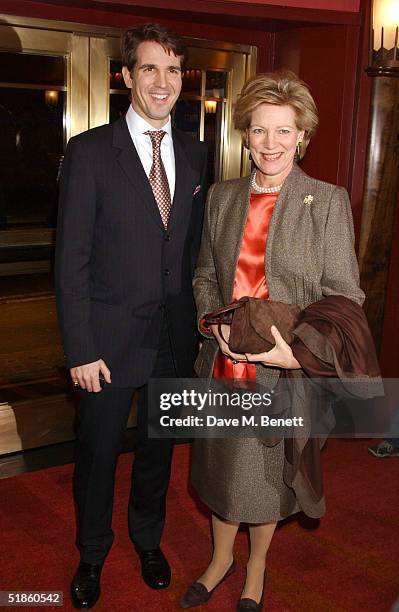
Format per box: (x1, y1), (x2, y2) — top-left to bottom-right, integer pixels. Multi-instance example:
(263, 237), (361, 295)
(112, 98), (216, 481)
(0, 439), (398, 611)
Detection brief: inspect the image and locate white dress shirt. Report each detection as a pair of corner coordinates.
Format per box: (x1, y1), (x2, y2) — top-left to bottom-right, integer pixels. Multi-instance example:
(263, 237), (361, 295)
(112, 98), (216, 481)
(125, 105), (176, 200)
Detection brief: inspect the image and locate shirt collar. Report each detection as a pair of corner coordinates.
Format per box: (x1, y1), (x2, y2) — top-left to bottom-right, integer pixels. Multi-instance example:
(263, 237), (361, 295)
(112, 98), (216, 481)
(126, 105), (172, 139)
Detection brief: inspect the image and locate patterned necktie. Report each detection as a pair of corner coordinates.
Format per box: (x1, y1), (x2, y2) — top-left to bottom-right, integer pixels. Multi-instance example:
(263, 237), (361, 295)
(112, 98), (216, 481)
(145, 130), (171, 228)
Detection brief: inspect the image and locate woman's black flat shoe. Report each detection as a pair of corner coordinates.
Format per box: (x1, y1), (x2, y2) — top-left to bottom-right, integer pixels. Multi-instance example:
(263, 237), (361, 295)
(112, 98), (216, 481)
(237, 597), (263, 611)
(237, 567), (266, 611)
(180, 559), (235, 608)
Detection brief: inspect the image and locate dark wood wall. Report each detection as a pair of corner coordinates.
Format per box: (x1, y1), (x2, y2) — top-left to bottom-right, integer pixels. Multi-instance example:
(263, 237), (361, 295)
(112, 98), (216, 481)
(274, 24), (361, 188)
(380, 197), (399, 377)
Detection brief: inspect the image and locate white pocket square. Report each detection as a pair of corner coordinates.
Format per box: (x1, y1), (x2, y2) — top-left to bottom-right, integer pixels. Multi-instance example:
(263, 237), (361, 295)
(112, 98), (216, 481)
(193, 185), (201, 196)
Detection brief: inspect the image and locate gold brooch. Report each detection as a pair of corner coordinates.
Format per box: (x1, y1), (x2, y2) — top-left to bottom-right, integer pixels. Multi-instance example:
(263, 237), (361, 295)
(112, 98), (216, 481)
(303, 194), (314, 205)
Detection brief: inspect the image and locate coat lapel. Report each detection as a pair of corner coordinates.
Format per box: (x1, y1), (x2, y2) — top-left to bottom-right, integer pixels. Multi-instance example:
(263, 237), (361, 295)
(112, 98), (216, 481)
(265, 163), (307, 296)
(167, 129), (198, 231)
(112, 117), (165, 230)
(221, 176), (252, 301)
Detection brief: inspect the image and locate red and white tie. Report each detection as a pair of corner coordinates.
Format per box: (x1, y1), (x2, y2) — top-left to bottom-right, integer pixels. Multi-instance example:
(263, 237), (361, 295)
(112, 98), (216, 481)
(145, 130), (171, 228)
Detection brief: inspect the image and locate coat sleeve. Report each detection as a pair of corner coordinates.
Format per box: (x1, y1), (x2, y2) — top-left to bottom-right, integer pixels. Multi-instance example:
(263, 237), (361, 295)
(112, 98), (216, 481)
(192, 182), (223, 338)
(321, 186), (365, 306)
(54, 136), (100, 368)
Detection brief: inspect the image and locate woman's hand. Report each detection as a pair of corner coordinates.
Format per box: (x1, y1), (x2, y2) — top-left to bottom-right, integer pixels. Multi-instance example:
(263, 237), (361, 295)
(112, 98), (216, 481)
(245, 325), (301, 369)
(210, 324), (247, 362)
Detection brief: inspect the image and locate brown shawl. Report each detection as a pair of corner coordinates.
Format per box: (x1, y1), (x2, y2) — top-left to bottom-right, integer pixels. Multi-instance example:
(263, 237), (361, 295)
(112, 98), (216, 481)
(264, 295), (383, 518)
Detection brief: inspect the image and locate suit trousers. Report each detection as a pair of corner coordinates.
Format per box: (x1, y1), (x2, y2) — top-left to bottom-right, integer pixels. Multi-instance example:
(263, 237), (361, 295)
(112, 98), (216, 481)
(74, 316), (177, 564)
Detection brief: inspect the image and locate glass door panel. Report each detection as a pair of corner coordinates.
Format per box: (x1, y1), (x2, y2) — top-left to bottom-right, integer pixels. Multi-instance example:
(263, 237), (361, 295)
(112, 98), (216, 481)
(174, 68), (228, 185)
(109, 59), (130, 123)
(0, 23), (88, 296)
(204, 97), (224, 186)
(173, 100), (202, 140)
(0, 52), (65, 229)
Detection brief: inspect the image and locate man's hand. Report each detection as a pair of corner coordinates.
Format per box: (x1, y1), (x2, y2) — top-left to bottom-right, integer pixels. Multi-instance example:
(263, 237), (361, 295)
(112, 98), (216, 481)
(210, 324), (247, 362)
(245, 325), (300, 369)
(70, 359), (111, 393)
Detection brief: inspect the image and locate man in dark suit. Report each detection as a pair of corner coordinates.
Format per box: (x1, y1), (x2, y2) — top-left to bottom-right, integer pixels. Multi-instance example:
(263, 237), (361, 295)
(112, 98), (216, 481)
(55, 23), (207, 609)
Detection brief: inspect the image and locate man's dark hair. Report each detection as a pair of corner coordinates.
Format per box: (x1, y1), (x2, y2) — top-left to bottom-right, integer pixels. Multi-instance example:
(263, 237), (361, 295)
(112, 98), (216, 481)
(121, 23), (188, 72)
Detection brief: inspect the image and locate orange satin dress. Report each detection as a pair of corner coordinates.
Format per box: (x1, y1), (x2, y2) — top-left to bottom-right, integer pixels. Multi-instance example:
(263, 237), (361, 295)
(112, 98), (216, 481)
(213, 191), (278, 379)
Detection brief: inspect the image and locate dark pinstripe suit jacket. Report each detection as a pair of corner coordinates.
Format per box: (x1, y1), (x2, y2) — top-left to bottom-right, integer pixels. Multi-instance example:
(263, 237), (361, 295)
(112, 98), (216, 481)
(55, 116), (207, 387)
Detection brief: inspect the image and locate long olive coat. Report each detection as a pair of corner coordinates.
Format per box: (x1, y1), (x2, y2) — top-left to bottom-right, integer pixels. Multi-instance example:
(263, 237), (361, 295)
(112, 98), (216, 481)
(190, 164), (365, 522)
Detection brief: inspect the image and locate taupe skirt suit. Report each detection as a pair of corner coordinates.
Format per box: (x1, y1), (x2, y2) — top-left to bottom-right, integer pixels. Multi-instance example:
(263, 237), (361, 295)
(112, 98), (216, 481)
(191, 164), (364, 522)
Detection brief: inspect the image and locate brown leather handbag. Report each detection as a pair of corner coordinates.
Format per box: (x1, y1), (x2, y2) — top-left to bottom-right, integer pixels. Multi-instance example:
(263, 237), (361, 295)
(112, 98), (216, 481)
(204, 297), (301, 353)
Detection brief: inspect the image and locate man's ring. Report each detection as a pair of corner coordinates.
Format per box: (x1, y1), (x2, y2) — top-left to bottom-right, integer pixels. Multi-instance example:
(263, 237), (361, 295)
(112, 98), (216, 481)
(73, 381), (79, 387)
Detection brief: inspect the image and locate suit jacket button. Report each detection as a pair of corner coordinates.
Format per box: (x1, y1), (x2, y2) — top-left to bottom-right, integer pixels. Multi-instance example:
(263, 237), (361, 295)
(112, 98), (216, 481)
(164, 269), (170, 276)
(159, 303), (165, 310)
(164, 234), (171, 241)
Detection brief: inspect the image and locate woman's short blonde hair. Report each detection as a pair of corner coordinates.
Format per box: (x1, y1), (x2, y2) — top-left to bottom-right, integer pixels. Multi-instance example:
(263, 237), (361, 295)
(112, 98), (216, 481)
(233, 70), (318, 159)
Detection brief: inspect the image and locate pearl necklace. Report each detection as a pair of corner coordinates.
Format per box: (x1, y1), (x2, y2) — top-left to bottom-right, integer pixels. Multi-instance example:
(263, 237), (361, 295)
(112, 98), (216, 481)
(251, 172), (282, 194)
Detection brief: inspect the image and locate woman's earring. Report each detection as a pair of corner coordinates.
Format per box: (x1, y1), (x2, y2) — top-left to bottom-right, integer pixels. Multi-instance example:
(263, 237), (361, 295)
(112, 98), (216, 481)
(246, 138), (253, 162)
(295, 141), (302, 162)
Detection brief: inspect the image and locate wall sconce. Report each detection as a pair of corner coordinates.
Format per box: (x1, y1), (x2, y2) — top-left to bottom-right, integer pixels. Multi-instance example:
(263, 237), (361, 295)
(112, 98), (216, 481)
(205, 100), (217, 114)
(358, 0), (399, 351)
(372, 0), (399, 66)
(44, 90), (59, 107)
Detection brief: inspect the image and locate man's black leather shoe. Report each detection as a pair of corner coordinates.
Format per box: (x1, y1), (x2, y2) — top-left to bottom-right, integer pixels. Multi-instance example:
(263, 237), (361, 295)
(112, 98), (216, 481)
(136, 547), (171, 589)
(71, 561), (102, 609)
